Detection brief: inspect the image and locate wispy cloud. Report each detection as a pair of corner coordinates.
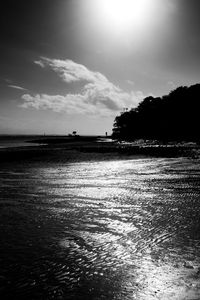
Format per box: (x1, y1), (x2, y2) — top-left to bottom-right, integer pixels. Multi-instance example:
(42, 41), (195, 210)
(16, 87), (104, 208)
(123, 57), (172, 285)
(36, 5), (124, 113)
(35, 57), (109, 84)
(8, 84), (27, 91)
(34, 60), (45, 68)
(21, 57), (144, 116)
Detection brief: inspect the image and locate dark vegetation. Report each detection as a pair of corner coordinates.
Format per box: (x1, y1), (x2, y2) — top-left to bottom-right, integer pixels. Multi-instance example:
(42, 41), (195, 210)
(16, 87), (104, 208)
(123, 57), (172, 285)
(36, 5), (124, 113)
(112, 84), (200, 142)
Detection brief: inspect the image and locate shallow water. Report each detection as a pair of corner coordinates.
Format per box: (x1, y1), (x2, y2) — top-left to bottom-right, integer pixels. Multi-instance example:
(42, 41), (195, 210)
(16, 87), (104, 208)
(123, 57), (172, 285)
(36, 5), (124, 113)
(0, 157), (200, 299)
(0, 135), (44, 149)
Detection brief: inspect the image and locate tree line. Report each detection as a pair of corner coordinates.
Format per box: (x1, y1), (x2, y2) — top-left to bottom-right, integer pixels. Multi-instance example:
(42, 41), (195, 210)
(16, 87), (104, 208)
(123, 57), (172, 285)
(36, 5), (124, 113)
(112, 83), (200, 142)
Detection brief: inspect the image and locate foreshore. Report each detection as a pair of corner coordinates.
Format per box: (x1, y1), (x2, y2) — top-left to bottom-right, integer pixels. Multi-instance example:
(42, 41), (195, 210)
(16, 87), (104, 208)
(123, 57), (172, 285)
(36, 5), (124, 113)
(1, 136), (200, 299)
(0, 136), (199, 163)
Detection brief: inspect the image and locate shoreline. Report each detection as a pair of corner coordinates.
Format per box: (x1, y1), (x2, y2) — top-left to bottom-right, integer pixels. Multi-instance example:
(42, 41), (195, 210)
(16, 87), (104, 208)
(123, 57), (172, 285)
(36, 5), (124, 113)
(0, 136), (199, 164)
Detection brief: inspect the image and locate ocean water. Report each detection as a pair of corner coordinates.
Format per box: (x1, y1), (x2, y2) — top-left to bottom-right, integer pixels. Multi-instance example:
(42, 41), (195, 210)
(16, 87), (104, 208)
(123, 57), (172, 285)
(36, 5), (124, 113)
(0, 135), (44, 149)
(0, 157), (200, 299)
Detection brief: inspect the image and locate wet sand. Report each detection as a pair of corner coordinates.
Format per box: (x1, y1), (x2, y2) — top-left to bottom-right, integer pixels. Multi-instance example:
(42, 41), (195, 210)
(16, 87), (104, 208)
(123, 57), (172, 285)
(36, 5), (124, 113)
(0, 142), (200, 299)
(0, 136), (198, 164)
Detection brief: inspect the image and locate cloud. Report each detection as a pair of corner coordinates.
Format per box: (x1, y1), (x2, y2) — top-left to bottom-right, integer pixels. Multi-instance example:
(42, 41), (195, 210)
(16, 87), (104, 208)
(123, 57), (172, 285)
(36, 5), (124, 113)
(34, 57), (109, 84)
(8, 85), (27, 91)
(34, 60), (45, 68)
(21, 57), (144, 116)
(21, 87), (143, 117)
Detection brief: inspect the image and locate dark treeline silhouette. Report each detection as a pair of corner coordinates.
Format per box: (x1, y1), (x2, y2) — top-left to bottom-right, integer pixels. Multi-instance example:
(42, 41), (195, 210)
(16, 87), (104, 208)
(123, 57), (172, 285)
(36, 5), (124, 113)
(112, 84), (200, 142)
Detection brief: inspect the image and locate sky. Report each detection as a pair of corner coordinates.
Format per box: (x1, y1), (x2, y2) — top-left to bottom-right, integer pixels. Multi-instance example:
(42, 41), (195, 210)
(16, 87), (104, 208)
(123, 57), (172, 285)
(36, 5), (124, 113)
(0, 0), (200, 135)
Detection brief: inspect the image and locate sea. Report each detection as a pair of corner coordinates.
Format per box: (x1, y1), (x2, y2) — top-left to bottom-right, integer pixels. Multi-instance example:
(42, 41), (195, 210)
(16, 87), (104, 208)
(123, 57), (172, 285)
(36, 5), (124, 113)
(0, 135), (45, 149)
(0, 141), (200, 299)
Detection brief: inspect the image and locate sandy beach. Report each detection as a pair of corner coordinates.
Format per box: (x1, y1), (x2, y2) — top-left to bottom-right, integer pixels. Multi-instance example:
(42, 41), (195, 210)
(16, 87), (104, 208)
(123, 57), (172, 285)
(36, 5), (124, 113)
(1, 139), (200, 299)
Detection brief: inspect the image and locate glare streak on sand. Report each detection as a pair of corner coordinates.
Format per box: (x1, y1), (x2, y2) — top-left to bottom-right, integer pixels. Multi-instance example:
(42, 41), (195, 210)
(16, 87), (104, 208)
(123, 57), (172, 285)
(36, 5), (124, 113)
(1, 157), (200, 299)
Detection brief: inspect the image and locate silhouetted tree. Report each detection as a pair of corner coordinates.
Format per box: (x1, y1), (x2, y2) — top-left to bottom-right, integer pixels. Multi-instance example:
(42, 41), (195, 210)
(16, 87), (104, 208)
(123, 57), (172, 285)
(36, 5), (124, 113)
(112, 84), (200, 142)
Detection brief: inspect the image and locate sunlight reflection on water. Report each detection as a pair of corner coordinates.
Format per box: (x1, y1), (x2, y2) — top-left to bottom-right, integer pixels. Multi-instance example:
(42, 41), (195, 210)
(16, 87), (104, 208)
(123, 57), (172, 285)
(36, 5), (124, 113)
(1, 157), (200, 299)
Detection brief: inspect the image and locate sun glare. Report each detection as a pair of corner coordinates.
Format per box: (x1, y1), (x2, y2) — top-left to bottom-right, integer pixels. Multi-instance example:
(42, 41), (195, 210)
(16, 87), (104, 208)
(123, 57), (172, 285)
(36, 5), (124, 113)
(96, 0), (155, 32)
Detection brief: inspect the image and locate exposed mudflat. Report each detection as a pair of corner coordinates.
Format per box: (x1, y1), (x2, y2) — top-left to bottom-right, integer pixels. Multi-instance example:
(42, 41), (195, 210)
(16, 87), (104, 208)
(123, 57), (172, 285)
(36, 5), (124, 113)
(1, 155), (200, 299)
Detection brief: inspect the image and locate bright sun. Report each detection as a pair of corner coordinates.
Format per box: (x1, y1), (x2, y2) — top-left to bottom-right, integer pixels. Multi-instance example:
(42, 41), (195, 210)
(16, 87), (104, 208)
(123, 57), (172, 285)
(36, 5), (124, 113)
(95, 0), (155, 32)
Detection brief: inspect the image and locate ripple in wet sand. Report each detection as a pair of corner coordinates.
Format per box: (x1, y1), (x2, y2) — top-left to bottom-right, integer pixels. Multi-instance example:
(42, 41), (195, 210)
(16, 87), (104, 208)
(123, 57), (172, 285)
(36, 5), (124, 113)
(1, 158), (200, 299)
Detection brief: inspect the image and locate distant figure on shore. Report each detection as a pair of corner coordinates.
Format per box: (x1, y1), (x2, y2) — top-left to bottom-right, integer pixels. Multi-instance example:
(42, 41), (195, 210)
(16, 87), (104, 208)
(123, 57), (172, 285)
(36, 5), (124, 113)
(105, 132), (108, 137)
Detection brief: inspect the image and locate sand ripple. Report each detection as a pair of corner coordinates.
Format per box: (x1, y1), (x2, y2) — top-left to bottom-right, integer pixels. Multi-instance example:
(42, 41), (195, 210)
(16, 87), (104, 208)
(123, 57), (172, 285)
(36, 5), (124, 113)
(1, 158), (200, 299)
